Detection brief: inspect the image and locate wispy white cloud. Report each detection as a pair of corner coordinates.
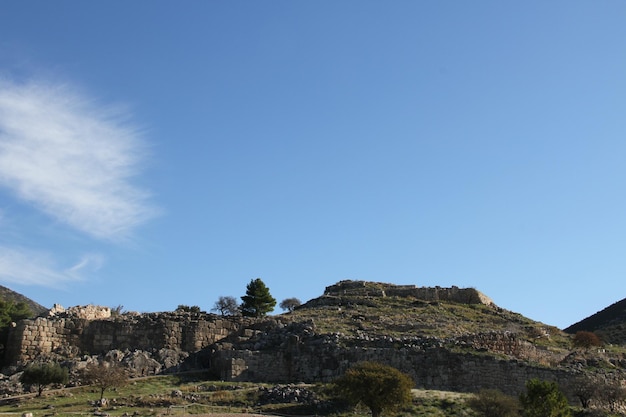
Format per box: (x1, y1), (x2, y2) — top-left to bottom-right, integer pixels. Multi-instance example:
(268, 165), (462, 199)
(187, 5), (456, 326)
(66, 253), (105, 278)
(0, 79), (157, 241)
(0, 246), (102, 287)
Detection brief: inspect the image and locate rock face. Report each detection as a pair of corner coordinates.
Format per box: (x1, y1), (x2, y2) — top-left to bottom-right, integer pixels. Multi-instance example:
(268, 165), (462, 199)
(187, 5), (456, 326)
(3, 281), (622, 398)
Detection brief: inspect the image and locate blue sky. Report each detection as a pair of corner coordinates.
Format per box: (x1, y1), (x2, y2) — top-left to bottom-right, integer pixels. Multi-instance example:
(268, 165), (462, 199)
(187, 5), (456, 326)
(0, 2), (624, 329)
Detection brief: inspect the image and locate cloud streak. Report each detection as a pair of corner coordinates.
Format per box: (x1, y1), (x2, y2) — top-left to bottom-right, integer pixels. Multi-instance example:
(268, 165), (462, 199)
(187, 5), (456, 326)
(0, 79), (157, 240)
(0, 246), (102, 287)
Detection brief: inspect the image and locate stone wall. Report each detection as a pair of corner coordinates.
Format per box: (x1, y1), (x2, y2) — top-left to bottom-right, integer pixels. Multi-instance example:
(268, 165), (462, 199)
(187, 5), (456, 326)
(208, 338), (575, 397)
(4, 310), (246, 366)
(47, 304), (112, 320)
(323, 280), (494, 306)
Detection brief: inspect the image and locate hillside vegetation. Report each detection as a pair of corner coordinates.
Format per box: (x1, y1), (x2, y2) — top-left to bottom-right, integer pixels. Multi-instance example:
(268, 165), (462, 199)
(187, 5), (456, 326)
(288, 291), (571, 351)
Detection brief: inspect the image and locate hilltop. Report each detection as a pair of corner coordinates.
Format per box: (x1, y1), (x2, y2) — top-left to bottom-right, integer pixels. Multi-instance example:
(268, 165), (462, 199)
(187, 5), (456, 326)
(0, 285), (47, 316)
(564, 297), (626, 345)
(288, 280), (566, 344)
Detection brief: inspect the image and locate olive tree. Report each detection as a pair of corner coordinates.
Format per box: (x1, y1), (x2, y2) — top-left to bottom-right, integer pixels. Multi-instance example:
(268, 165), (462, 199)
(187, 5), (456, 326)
(82, 361), (128, 400)
(333, 361), (413, 417)
(279, 297), (301, 312)
(20, 362), (69, 396)
(212, 296), (239, 316)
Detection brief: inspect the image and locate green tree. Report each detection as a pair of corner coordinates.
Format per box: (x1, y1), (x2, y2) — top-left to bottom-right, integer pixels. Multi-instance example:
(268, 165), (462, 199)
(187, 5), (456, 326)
(279, 297), (301, 312)
(212, 296), (240, 316)
(240, 278), (276, 317)
(0, 300), (32, 328)
(20, 362), (69, 396)
(82, 361), (128, 400)
(332, 361), (413, 417)
(0, 300), (33, 361)
(468, 389), (520, 417)
(519, 379), (570, 417)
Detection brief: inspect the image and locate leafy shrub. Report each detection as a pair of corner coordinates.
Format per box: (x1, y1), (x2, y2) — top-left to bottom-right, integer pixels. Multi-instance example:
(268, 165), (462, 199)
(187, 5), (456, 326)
(467, 388), (519, 417)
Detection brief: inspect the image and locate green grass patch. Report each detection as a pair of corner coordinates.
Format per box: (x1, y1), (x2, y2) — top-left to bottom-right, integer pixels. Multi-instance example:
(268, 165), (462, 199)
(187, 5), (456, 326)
(0, 376), (486, 417)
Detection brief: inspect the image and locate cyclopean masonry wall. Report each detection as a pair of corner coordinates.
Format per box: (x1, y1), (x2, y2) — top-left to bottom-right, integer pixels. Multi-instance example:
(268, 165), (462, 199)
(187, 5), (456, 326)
(4, 305), (247, 367)
(206, 320), (581, 397)
(211, 342), (576, 397)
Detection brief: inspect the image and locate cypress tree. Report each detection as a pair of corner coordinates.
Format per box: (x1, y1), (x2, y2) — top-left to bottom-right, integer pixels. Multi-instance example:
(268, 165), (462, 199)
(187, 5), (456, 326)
(240, 278), (276, 317)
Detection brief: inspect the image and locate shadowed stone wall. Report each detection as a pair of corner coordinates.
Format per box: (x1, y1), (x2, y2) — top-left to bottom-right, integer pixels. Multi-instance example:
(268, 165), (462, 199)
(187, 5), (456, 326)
(210, 344), (574, 396)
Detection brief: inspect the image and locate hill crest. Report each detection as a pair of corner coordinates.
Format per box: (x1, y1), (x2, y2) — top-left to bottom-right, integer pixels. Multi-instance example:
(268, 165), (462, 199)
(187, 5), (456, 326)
(564, 297), (626, 344)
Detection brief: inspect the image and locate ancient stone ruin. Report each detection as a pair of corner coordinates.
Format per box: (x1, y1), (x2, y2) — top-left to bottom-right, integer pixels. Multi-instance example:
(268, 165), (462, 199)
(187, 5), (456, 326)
(1, 281), (615, 398)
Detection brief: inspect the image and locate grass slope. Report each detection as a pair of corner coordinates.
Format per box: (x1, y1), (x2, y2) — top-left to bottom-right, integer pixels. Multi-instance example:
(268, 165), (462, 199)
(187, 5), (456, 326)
(0, 374), (476, 417)
(287, 294), (571, 350)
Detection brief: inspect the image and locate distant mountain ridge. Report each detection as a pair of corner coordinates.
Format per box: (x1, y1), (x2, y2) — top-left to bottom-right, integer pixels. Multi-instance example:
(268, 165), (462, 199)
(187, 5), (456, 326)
(564, 297), (626, 344)
(0, 285), (47, 316)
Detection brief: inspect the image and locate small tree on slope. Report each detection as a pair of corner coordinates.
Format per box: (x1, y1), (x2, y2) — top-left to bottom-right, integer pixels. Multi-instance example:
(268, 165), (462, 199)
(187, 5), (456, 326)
(332, 361), (414, 417)
(20, 362), (68, 397)
(212, 296), (240, 316)
(82, 361), (128, 401)
(519, 379), (570, 417)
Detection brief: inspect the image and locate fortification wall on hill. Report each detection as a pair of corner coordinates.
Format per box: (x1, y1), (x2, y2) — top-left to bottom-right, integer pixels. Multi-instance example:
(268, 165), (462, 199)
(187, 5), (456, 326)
(212, 344), (574, 397)
(323, 280), (495, 305)
(206, 321), (575, 397)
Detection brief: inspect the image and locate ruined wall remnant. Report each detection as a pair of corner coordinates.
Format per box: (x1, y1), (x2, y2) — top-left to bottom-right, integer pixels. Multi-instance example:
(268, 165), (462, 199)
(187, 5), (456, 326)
(4, 307), (246, 365)
(323, 280), (495, 306)
(47, 304), (112, 320)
